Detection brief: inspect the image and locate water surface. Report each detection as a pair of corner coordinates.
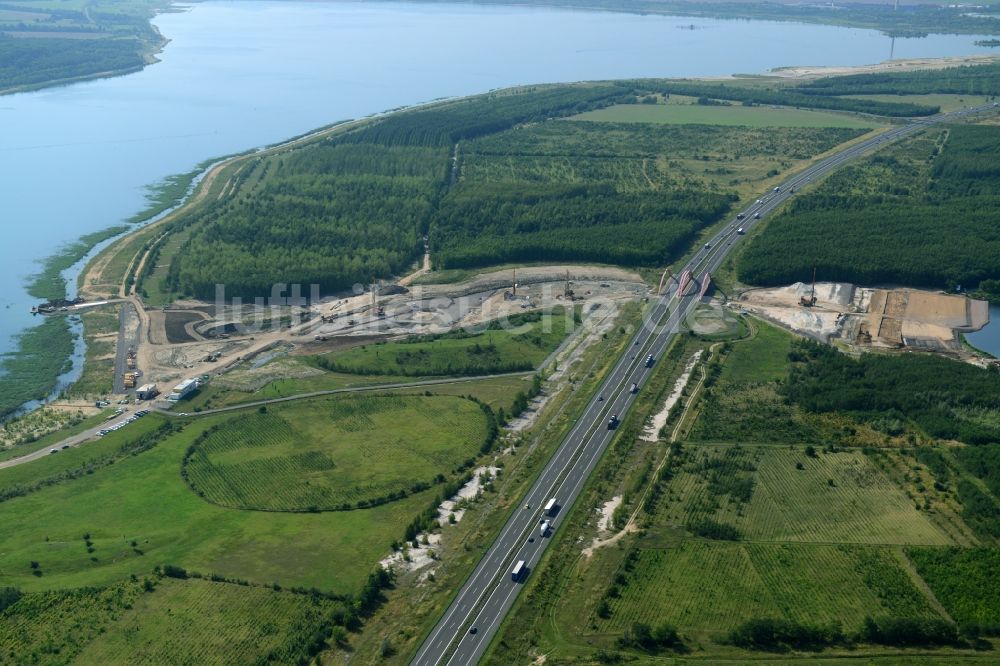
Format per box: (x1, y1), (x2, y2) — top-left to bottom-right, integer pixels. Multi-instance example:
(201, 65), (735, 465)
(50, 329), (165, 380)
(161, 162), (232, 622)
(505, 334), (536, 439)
(966, 304), (1000, 358)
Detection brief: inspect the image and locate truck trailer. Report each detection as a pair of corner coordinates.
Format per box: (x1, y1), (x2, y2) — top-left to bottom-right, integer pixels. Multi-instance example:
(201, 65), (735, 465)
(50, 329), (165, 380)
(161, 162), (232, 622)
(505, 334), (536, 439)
(511, 560), (526, 582)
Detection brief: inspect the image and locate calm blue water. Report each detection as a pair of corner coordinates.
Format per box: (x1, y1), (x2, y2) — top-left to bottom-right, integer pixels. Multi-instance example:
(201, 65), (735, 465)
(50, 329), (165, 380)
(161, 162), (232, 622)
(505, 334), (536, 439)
(0, 0), (997, 372)
(966, 304), (1000, 357)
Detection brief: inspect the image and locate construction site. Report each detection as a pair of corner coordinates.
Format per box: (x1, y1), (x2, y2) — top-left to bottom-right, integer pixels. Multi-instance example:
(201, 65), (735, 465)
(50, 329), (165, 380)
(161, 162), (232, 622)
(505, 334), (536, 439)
(737, 277), (991, 361)
(77, 265), (649, 404)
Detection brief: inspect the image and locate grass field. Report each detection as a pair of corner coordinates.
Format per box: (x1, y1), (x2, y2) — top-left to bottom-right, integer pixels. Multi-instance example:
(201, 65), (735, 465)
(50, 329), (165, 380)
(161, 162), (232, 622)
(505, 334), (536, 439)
(66, 305), (119, 399)
(310, 309), (572, 377)
(186, 395), (489, 511)
(0, 403), (454, 595)
(572, 102), (878, 129)
(593, 542), (936, 640)
(0, 577), (342, 665)
(688, 324), (823, 443)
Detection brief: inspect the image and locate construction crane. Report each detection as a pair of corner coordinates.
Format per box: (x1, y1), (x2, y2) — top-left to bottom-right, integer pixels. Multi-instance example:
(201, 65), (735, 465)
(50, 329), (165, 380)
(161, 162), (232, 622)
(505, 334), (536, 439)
(371, 276), (385, 317)
(800, 267), (817, 307)
(564, 269), (573, 299)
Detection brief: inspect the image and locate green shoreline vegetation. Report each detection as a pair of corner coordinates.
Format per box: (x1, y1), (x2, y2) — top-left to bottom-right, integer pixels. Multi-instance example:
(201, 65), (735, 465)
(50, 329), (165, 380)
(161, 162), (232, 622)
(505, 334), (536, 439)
(28, 225), (130, 302)
(0, 317), (74, 421)
(0, 150), (226, 420)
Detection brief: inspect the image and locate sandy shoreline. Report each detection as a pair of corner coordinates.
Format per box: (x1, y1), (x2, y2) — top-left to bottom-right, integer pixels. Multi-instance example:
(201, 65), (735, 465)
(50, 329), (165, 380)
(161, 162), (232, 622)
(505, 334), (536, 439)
(768, 54), (1000, 80)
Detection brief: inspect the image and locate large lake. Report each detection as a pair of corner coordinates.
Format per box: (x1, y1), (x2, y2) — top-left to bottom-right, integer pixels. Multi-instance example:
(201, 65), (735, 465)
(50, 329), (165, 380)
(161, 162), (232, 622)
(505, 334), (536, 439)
(1, 0), (998, 373)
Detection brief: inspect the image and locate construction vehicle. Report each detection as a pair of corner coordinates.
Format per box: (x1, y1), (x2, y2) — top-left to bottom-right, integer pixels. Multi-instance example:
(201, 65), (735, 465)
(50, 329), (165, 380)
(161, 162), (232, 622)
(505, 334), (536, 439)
(125, 348), (137, 370)
(123, 371), (138, 389)
(800, 267), (817, 307)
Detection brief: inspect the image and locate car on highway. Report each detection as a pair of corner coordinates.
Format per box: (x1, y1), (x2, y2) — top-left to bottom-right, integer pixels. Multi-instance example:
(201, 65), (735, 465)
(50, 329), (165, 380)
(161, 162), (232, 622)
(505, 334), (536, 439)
(736, 212), (745, 220)
(754, 212), (761, 219)
(607, 414), (619, 430)
(704, 242), (711, 249)
(469, 627), (477, 635)
(49, 448), (58, 454)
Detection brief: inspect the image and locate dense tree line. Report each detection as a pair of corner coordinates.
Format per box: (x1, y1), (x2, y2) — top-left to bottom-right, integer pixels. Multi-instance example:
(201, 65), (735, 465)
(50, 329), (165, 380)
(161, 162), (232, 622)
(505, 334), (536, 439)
(341, 84), (633, 147)
(739, 125), (1000, 291)
(798, 62), (1000, 97)
(432, 184), (732, 269)
(727, 617), (844, 651)
(656, 81), (938, 116)
(167, 144), (447, 299)
(0, 36), (145, 90)
(784, 339), (1000, 444)
(728, 615), (961, 651)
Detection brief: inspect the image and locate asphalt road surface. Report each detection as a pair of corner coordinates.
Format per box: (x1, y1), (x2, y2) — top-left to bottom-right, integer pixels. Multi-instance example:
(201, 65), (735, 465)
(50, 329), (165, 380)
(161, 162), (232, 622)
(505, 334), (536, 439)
(411, 103), (999, 666)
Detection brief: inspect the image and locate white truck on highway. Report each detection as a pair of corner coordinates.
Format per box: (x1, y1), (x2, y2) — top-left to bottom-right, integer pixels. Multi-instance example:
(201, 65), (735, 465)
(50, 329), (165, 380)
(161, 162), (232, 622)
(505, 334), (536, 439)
(511, 560), (526, 582)
(544, 497), (558, 516)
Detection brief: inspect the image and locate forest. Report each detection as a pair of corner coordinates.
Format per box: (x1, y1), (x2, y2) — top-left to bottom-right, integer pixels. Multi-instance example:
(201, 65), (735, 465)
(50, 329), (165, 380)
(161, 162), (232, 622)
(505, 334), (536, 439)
(431, 121), (860, 270)
(0, 36), (146, 90)
(163, 85), (654, 299)
(784, 339), (1000, 444)
(340, 84), (634, 147)
(431, 184), (731, 268)
(161, 83), (873, 298)
(798, 62), (1000, 97)
(738, 124), (1000, 290)
(0, 0), (164, 92)
(166, 144), (446, 299)
(652, 81), (939, 116)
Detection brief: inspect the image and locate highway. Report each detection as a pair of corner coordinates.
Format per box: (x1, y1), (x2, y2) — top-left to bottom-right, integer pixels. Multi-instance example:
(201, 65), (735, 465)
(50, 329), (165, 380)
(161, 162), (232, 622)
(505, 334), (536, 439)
(410, 103), (998, 666)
